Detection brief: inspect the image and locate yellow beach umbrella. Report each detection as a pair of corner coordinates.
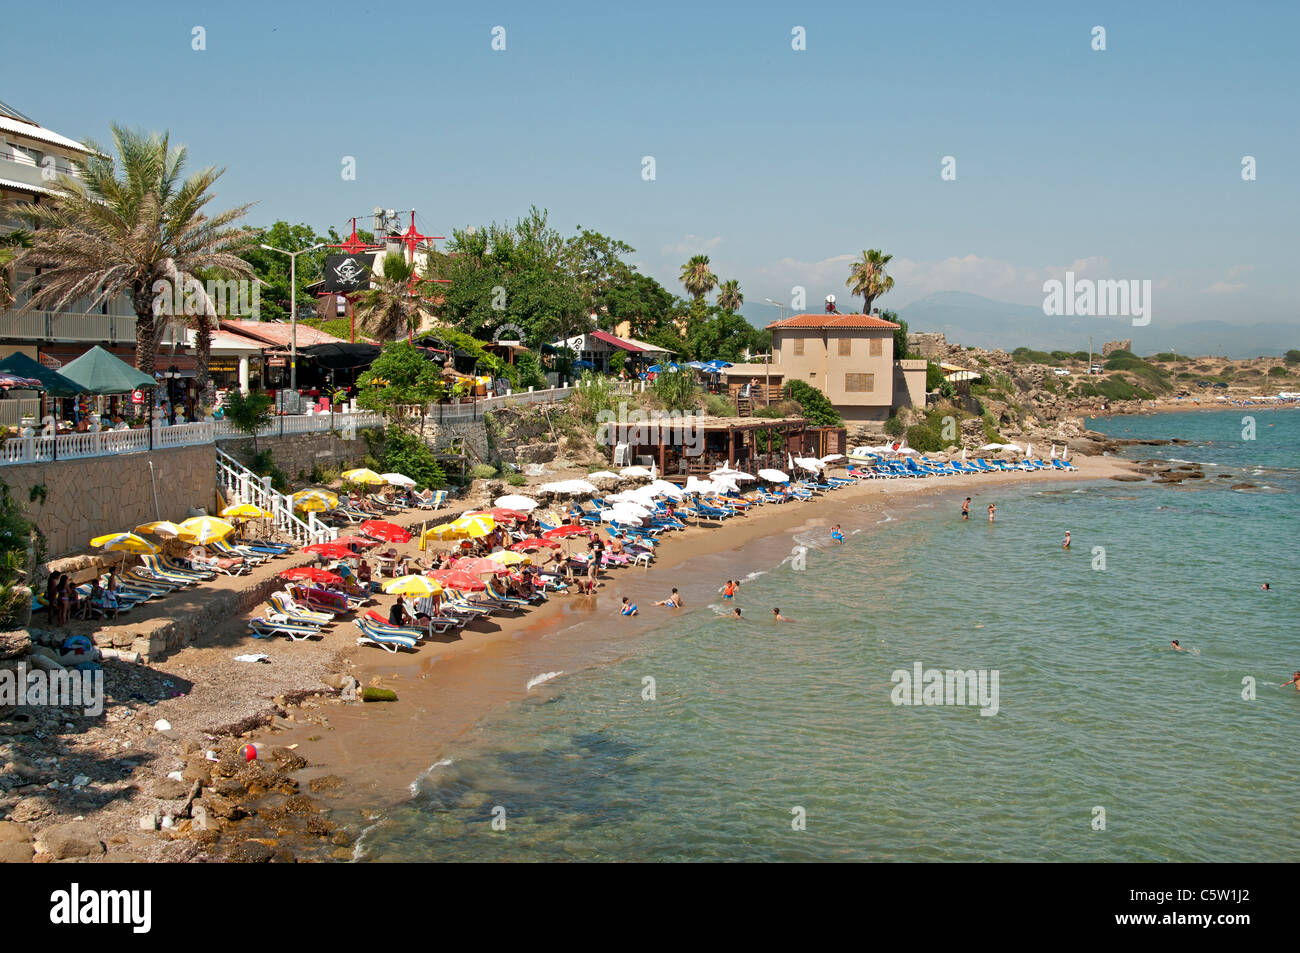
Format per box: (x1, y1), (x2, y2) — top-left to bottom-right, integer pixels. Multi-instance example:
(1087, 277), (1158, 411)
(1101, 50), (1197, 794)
(176, 516), (236, 545)
(422, 522), (464, 542)
(342, 468), (385, 485)
(221, 503), (271, 520)
(487, 550), (530, 566)
(292, 489), (338, 512)
(449, 513), (496, 538)
(134, 521), (181, 538)
(383, 575), (444, 597)
(92, 532), (160, 555)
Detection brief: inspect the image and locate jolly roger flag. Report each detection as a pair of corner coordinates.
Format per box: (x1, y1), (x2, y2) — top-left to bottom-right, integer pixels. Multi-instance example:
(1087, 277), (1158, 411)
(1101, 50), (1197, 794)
(323, 254), (375, 293)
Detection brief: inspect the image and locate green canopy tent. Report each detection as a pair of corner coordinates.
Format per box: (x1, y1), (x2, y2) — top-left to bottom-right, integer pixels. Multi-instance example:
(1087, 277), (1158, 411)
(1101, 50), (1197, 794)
(57, 345), (156, 395)
(0, 352), (81, 397)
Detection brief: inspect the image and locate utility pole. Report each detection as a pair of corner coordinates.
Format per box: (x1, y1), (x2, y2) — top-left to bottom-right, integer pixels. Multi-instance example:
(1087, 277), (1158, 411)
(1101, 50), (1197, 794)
(261, 242), (324, 396)
(1089, 336), (1093, 374)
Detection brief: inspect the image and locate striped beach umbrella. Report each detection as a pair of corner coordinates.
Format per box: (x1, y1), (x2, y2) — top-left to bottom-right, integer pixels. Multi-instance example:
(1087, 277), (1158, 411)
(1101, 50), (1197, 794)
(134, 521), (181, 538)
(342, 468), (386, 485)
(383, 575), (443, 597)
(91, 532), (160, 555)
(177, 516), (236, 545)
(292, 489), (338, 512)
(221, 503), (271, 520)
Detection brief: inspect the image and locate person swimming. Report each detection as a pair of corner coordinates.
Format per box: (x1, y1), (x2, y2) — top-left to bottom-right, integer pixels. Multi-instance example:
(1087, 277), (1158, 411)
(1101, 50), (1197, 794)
(730, 607), (743, 619)
(620, 597), (638, 617)
(1262, 583), (1271, 591)
(1280, 672), (1300, 691)
(830, 525), (844, 544)
(655, 588), (682, 608)
(772, 608), (792, 622)
(1171, 639), (1186, 652)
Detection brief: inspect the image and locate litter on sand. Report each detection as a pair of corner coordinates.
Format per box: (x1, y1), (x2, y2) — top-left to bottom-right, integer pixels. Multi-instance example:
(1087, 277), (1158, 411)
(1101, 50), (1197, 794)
(234, 653), (272, 663)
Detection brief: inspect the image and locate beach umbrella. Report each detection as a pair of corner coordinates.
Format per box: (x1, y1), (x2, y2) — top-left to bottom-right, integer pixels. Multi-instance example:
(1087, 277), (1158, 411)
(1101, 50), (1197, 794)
(648, 479), (685, 499)
(543, 525), (591, 540)
(787, 452), (795, 471)
(895, 447), (918, 455)
(56, 345), (155, 395)
(1049, 446), (1057, 459)
(292, 489), (338, 512)
(586, 471), (619, 483)
(177, 516), (236, 545)
(467, 508), (528, 523)
(0, 372), (44, 389)
(962, 448), (969, 463)
(430, 569), (487, 591)
(303, 541), (355, 561)
(134, 520), (181, 538)
(758, 468), (789, 483)
(1000, 443), (1023, 453)
(0, 352), (80, 397)
(384, 575), (443, 596)
(453, 557), (512, 576)
(794, 457), (823, 473)
(540, 479), (598, 496)
(333, 534), (382, 550)
(978, 443), (1002, 451)
(602, 508), (645, 525)
(342, 467), (386, 485)
(448, 513), (496, 538)
(487, 550), (531, 566)
(494, 494), (540, 511)
(280, 566), (343, 586)
(820, 453), (844, 463)
(510, 537), (560, 552)
(380, 472), (416, 487)
(92, 532), (159, 556)
(359, 519), (412, 544)
(618, 466), (653, 480)
(220, 503), (271, 521)
(1025, 442), (1032, 459)
(711, 476), (739, 494)
(710, 467), (755, 481)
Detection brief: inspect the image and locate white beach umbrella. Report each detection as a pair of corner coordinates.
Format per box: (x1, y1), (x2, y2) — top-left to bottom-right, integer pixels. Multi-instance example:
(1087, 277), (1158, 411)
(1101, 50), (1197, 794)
(619, 466), (653, 480)
(1001, 443), (1023, 453)
(758, 468), (789, 483)
(794, 457), (823, 473)
(787, 452), (795, 471)
(978, 443), (1002, 451)
(1025, 442), (1032, 458)
(820, 453), (844, 463)
(648, 479), (685, 499)
(1049, 446), (1058, 459)
(495, 494), (540, 511)
(895, 447), (918, 455)
(711, 476), (739, 494)
(381, 472), (416, 487)
(587, 471), (619, 483)
(961, 448), (968, 463)
(601, 507), (645, 525)
(710, 467), (755, 481)
(540, 479), (598, 496)
(684, 476), (714, 495)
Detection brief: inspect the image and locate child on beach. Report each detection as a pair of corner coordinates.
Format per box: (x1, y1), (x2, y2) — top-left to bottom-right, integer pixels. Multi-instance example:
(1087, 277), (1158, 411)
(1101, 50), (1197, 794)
(987, 504), (996, 523)
(620, 597), (638, 617)
(830, 525), (844, 544)
(654, 588), (682, 608)
(962, 498), (971, 520)
(1063, 531), (1071, 549)
(721, 580), (737, 600)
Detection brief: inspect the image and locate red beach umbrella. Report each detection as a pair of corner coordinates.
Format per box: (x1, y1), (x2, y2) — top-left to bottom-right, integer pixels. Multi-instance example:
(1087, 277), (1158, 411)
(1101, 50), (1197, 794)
(542, 525), (591, 539)
(359, 520), (412, 544)
(510, 537), (560, 552)
(333, 534), (382, 550)
(280, 566), (344, 586)
(453, 557), (513, 576)
(303, 541), (355, 560)
(468, 508), (528, 523)
(430, 569), (487, 591)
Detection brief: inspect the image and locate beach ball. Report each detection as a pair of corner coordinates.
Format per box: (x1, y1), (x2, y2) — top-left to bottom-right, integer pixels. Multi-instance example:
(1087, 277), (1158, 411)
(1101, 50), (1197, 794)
(240, 744), (258, 762)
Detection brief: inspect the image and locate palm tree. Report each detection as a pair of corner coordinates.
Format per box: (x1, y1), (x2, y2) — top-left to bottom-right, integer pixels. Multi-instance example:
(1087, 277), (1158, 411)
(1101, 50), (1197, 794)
(679, 254), (718, 301)
(716, 279), (743, 313)
(352, 253), (428, 341)
(12, 125), (255, 384)
(846, 249), (894, 314)
(0, 229), (33, 308)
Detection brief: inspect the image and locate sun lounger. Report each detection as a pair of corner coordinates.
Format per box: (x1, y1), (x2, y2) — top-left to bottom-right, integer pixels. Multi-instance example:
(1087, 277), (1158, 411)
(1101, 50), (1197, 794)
(354, 617), (419, 653)
(269, 592), (335, 626)
(248, 617), (321, 641)
(141, 555), (205, 585)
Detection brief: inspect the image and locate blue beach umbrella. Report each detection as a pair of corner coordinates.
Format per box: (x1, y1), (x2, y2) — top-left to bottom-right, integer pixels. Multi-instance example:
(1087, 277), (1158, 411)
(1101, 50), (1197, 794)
(647, 362), (680, 374)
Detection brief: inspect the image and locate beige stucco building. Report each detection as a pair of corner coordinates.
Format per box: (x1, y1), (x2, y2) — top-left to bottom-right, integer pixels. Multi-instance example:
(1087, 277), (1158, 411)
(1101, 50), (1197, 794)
(766, 313), (927, 422)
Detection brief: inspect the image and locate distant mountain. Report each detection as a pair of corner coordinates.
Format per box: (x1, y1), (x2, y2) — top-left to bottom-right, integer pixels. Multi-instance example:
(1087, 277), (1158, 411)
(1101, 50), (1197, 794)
(896, 291), (1294, 358)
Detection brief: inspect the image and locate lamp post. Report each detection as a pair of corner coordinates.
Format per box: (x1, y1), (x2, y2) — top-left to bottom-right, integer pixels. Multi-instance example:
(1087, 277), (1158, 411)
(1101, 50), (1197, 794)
(261, 242), (324, 395)
(762, 299), (788, 406)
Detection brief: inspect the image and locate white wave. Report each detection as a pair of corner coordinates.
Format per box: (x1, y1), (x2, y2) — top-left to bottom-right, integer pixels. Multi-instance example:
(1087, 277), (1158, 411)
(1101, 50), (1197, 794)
(409, 758), (454, 797)
(741, 569), (767, 582)
(876, 512), (895, 524)
(350, 818), (383, 863)
(526, 671), (563, 691)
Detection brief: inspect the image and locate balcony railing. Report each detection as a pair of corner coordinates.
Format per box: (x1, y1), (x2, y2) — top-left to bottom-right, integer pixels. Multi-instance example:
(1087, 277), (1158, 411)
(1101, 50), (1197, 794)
(0, 309), (137, 343)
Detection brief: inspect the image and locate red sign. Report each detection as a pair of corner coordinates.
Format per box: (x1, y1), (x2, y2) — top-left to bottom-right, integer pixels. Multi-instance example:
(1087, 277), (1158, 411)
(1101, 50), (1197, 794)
(131, 390), (144, 403)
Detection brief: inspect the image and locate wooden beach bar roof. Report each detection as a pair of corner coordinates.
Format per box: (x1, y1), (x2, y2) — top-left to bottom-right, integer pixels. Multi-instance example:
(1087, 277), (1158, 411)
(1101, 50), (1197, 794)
(622, 413), (811, 475)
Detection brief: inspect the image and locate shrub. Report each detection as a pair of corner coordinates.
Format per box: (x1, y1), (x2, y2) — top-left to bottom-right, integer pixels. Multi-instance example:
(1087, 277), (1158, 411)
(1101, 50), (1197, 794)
(507, 473), (526, 486)
(703, 392), (737, 417)
(782, 379), (843, 426)
(249, 449), (290, 492)
(651, 369), (699, 411)
(1012, 347), (1055, 364)
(884, 415), (905, 437)
(1285, 349), (1300, 364)
(379, 428), (446, 489)
(905, 423), (944, 452)
(1268, 366), (1288, 377)
(925, 362), (945, 390)
(469, 464), (496, 480)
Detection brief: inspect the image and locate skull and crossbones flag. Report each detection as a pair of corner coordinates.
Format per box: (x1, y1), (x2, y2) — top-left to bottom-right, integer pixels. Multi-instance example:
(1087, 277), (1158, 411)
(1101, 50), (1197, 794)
(323, 254), (375, 292)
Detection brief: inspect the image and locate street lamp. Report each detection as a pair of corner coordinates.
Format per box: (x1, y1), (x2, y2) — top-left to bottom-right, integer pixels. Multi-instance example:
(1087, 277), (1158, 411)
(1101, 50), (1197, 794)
(261, 242), (324, 393)
(760, 299), (789, 406)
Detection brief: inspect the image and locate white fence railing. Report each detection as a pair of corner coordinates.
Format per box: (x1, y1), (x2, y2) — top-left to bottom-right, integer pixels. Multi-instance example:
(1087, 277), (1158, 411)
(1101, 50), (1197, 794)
(423, 384), (579, 422)
(0, 412), (382, 466)
(0, 398), (41, 428)
(216, 447), (332, 546)
(0, 309), (138, 343)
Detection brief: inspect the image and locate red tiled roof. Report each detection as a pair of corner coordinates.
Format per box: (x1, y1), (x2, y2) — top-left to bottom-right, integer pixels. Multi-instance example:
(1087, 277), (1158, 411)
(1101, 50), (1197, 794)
(766, 313), (901, 330)
(219, 320), (350, 347)
(589, 329), (644, 352)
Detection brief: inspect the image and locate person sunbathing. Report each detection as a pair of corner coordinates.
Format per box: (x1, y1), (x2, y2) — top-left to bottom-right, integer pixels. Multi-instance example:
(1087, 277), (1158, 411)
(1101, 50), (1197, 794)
(189, 545), (242, 572)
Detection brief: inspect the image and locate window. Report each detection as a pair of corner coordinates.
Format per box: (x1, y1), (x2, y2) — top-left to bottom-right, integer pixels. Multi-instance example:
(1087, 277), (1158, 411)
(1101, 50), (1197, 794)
(869, 337), (883, 357)
(838, 338), (852, 356)
(845, 373), (875, 393)
(792, 337), (804, 356)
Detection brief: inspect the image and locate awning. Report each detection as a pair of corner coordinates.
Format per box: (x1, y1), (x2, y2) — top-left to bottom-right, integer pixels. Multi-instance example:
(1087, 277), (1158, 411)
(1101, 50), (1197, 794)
(588, 330), (644, 353)
(297, 341), (382, 370)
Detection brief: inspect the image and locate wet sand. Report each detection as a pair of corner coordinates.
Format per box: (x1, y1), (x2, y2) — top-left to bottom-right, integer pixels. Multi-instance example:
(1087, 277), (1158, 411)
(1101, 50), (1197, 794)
(257, 455), (1138, 819)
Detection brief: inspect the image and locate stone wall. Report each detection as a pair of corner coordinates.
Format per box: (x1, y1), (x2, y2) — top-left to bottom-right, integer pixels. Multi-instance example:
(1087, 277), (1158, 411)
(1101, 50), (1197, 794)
(217, 429), (381, 480)
(424, 419), (489, 464)
(1102, 339), (1132, 356)
(0, 445), (217, 558)
(908, 332), (948, 360)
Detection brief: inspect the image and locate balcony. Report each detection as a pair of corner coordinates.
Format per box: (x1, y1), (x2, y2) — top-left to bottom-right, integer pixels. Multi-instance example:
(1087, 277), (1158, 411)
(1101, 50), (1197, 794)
(0, 309), (138, 343)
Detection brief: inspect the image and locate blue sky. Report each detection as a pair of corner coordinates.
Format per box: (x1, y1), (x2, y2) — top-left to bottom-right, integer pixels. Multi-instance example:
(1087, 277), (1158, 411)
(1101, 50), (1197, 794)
(5, 0), (1297, 331)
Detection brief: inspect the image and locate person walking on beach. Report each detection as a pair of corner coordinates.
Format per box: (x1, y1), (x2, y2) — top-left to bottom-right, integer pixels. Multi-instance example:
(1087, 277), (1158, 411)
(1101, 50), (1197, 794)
(1063, 531), (1071, 549)
(654, 588), (682, 608)
(987, 503), (996, 523)
(961, 498), (971, 520)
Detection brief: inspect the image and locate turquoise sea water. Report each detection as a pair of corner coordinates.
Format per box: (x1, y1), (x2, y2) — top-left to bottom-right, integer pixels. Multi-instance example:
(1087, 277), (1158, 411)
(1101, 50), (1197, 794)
(359, 409), (1298, 862)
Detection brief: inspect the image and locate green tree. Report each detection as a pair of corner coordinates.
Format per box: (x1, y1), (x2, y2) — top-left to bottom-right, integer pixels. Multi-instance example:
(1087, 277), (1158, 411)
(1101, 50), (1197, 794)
(679, 254), (718, 301)
(240, 221), (331, 322)
(716, 279), (743, 313)
(223, 388), (274, 454)
(846, 248), (895, 314)
(602, 272), (676, 337)
(14, 124), (255, 379)
(881, 310), (908, 359)
(379, 428), (446, 489)
(353, 253), (431, 341)
(0, 229), (32, 307)
(783, 379), (843, 426)
(357, 341), (447, 430)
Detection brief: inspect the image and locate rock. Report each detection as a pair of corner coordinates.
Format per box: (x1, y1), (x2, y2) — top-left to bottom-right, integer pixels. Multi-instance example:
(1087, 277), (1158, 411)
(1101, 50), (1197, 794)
(1109, 475), (1145, 482)
(197, 793), (247, 821)
(181, 762), (212, 786)
(36, 821), (105, 859)
(224, 840), (274, 863)
(282, 793), (320, 815)
(139, 814), (159, 831)
(309, 774), (345, 794)
(153, 778), (190, 799)
(153, 719), (172, 732)
(361, 686), (397, 702)
(0, 841), (33, 863)
(0, 821), (32, 844)
(1230, 483), (1257, 490)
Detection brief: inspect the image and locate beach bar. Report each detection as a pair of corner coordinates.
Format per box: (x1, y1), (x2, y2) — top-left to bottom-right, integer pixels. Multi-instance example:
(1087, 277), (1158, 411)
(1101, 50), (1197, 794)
(620, 414), (812, 475)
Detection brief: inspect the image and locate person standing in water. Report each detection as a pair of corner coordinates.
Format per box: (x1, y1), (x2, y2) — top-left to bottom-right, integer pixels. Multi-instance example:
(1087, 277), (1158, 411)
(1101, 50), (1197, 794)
(721, 580), (737, 600)
(987, 503), (996, 523)
(830, 525), (844, 544)
(1063, 531), (1071, 549)
(961, 498), (971, 520)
